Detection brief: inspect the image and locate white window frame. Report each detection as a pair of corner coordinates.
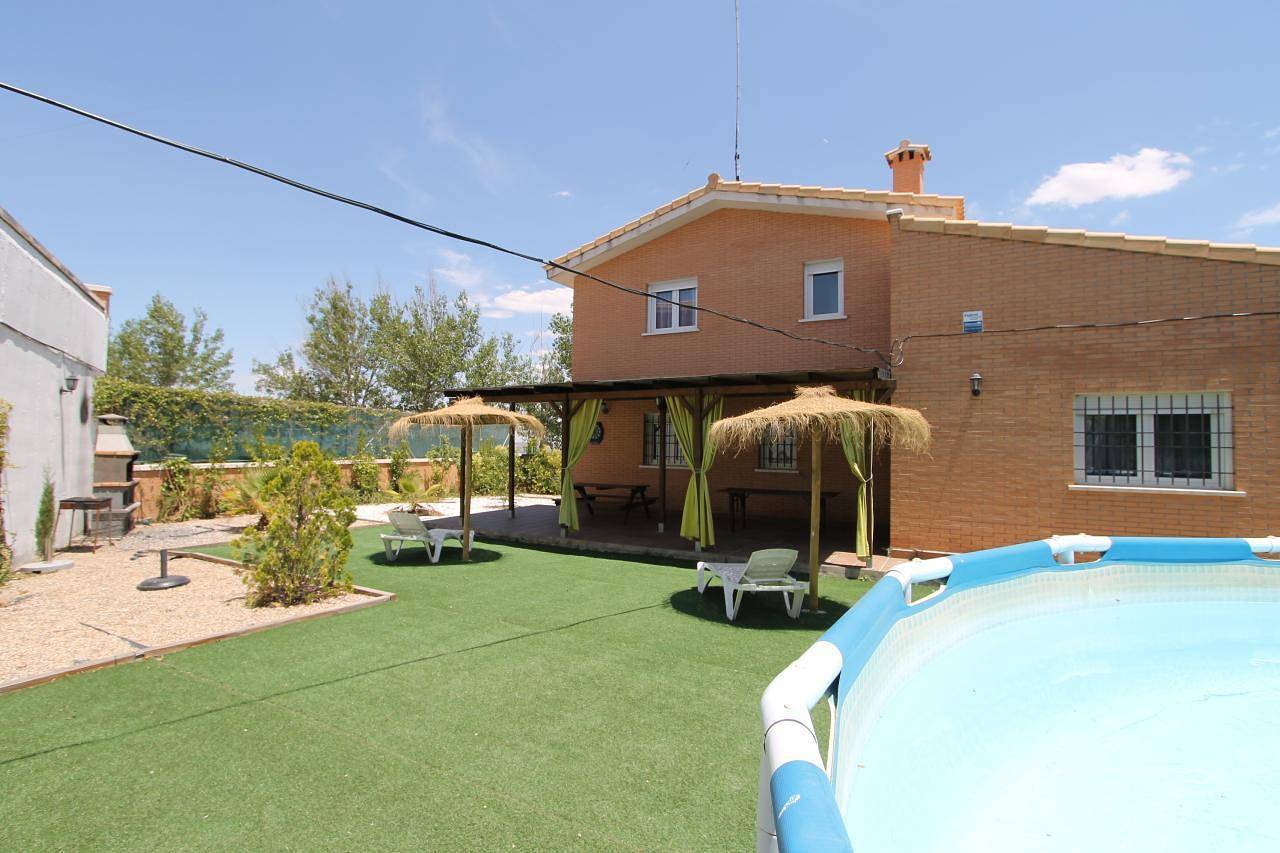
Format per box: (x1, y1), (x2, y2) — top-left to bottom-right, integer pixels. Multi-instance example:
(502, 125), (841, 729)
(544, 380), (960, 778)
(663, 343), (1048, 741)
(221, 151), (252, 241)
(802, 259), (844, 321)
(1073, 393), (1233, 491)
(645, 278), (698, 334)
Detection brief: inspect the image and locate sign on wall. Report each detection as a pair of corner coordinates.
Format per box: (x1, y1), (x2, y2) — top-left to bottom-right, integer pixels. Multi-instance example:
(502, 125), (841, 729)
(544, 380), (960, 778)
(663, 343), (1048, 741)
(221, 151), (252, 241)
(962, 310), (984, 334)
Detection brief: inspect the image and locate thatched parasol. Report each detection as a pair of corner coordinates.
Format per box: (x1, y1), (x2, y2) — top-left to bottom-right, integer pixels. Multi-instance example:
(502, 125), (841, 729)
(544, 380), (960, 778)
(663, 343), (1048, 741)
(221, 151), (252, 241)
(710, 386), (930, 611)
(391, 397), (544, 560)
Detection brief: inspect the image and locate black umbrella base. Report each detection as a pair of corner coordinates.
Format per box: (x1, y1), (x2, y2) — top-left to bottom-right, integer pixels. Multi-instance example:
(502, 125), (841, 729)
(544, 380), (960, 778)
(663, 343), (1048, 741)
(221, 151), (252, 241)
(137, 574), (190, 591)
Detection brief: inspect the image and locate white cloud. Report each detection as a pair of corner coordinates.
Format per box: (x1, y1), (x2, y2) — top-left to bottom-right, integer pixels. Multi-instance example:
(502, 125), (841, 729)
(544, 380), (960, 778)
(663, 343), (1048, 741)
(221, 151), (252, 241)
(432, 248), (485, 289)
(552, 190), (571, 198)
(420, 88), (504, 188)
(1027, 148), (1192, 207)
(1109, 210), (1130, 226)
(1265, 127), (1280, 139)
(488, 287), (572, 316)
(429, 249), (572, 319)
(1236, 202), (1280, 230)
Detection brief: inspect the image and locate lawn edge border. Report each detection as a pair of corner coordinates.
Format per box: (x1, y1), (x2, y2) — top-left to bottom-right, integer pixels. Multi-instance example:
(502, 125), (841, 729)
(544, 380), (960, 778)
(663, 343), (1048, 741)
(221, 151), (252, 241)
(0, 551), (395, 696)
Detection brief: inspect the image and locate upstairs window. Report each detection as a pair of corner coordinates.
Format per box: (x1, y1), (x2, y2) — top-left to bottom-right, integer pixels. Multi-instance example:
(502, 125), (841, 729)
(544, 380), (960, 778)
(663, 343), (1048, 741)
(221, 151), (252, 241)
(803, 260), (844, 320)
(1073, 393), (1233, 490)
(647, 279), (698, 333)
(757, 427), (798, 471)
(642, 412), (686, 466)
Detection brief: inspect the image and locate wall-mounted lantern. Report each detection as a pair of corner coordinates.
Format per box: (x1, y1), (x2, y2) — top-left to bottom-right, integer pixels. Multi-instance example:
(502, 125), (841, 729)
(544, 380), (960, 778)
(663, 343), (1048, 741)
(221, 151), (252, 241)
(969, 373), (983, 397)
(61, 374), (80, 394)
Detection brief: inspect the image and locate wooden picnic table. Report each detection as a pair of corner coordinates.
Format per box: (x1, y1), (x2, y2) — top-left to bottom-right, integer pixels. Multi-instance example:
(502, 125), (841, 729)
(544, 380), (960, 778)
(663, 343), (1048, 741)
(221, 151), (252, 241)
(719, 487), (840, 532)
(573, 482), (656, 523)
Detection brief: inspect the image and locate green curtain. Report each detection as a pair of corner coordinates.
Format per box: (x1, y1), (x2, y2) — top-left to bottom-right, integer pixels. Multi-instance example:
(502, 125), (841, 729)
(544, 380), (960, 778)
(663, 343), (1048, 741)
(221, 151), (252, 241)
(664, 395), (723, 548)
(558, 398), (603, 530)
(839, 394), (874, 560)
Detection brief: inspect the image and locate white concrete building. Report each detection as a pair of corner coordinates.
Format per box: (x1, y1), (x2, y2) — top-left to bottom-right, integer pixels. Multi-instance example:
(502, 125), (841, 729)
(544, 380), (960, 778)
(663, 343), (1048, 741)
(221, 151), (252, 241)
(0, 205), (110, 566)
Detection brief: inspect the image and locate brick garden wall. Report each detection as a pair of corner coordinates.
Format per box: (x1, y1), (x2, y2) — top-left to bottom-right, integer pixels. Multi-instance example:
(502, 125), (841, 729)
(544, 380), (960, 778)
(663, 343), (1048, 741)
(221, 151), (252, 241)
(134, 458), (460, 521)
(887, 220), (1280, 554)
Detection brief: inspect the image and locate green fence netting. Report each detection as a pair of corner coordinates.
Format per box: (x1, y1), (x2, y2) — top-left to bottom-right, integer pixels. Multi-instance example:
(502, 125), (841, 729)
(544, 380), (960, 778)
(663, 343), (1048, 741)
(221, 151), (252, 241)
(94, 378), (514, 463)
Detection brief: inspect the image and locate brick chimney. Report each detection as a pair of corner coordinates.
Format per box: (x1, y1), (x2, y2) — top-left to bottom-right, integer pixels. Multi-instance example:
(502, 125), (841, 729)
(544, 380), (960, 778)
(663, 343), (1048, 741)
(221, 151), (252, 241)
(884, 139), (931, 194)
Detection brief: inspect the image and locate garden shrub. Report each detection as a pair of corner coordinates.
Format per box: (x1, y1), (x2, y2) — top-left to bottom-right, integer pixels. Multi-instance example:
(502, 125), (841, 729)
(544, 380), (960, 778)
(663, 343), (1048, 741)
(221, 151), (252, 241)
(34, 471), (55, 562)
(388, 441), (411, 486)
(348, 430), (381, 501)
(160, 455), (202, 522)
(517, 444), (561, 495)
(234, 441), (355, 607)
(218, 440), (283, 528)
(461, 445), (562, 497)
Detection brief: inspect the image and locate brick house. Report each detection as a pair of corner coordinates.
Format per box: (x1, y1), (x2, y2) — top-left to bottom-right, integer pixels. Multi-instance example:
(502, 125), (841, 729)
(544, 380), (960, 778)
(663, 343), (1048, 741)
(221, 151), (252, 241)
(458, 140), (1280, 559)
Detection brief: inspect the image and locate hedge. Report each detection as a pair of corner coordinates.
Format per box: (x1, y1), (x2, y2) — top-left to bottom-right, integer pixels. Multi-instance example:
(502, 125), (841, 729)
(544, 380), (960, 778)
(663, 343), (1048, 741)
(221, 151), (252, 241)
(93, 377), (508, 463)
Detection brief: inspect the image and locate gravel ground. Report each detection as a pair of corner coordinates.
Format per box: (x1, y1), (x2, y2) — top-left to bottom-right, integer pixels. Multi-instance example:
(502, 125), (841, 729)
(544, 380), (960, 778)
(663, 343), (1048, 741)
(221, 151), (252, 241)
(0, 501), (554, 688)
(0, 516), (374, 688)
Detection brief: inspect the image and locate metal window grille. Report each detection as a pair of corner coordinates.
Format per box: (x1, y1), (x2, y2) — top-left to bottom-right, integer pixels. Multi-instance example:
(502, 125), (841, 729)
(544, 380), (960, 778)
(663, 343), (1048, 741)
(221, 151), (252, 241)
(757, 427), (798, 470)
(1073, 393), (1233, 490)
(643, 413), (686, 466)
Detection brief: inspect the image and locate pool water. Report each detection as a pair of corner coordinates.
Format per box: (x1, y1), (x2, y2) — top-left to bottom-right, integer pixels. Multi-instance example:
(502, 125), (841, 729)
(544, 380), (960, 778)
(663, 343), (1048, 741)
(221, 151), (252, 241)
(837, 568), (1280, 852)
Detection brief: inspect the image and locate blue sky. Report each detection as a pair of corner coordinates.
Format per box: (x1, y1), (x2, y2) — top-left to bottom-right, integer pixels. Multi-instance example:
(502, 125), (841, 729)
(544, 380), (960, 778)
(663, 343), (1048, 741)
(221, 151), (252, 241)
(2, 1), (1278, 392)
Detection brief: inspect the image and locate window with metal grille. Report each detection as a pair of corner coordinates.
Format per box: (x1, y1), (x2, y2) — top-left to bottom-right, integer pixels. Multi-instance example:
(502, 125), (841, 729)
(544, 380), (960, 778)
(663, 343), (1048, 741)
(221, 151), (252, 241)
(757, 427), (798, 471)
(642, 412), (686, 466)
(1073, 393), (1233, 490)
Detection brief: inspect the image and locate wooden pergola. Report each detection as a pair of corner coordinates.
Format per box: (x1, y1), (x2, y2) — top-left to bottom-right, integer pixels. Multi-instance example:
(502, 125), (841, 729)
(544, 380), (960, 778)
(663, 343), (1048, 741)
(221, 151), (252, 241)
(444, 368), (893, 542)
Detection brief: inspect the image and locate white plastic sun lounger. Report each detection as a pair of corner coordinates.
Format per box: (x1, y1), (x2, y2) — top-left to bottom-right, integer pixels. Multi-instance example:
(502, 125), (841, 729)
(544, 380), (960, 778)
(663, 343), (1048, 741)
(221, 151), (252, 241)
(381, 510), (475, 563)
(696, 548), (806, 621)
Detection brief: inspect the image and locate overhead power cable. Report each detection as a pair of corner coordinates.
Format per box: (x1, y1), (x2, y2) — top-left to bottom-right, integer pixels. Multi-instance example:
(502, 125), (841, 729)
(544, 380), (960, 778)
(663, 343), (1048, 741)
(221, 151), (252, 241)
(3, 80), (1277, 372)
(0, 80), (896, 365)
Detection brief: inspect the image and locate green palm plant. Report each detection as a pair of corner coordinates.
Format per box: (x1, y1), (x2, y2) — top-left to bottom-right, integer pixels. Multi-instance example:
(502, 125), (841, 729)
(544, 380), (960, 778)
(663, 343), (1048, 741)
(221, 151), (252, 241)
(219, 467), (276, 530)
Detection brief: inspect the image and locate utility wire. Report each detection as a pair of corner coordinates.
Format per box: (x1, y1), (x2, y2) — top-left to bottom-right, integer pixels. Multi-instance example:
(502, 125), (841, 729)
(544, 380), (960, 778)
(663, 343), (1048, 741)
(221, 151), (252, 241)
(891, 309), (1280, 364)
(3, 81), (1277, 373)
(0, 80), (895, 365)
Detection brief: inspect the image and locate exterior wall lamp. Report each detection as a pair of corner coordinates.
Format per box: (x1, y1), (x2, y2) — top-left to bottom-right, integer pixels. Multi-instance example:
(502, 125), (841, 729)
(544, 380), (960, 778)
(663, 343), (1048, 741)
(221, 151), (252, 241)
(61, 374), (80, 394)
(970, 373), (983, 397)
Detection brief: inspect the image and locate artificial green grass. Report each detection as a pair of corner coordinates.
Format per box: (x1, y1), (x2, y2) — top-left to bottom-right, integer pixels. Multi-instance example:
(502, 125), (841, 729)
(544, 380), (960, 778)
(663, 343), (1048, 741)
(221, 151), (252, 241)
(0, 527), (874, 851)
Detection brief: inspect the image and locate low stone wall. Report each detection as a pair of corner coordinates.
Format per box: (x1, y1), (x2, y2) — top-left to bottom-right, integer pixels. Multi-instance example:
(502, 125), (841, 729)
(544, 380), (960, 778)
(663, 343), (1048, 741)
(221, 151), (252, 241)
(133, 458), (460, 521)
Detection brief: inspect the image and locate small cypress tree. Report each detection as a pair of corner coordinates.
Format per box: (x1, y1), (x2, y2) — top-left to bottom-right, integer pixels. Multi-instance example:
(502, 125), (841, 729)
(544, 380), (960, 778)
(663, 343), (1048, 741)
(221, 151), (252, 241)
(34, 471), (55, 561)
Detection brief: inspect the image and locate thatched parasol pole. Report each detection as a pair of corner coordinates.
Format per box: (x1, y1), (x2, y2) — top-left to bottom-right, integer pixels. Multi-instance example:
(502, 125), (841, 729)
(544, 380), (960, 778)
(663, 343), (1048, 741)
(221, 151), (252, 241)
(461, 424), (473, 560)
(808, 424), (822, 611)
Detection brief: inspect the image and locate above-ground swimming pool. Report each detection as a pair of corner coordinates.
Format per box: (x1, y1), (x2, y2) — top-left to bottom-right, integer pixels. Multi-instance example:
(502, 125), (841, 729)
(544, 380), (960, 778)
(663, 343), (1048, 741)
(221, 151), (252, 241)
(758, 535), (1280, 853)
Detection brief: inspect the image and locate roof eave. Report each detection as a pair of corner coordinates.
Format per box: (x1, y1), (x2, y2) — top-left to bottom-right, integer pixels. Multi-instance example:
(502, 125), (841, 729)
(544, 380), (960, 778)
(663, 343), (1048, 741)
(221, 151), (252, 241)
(547, 189), (964, 285)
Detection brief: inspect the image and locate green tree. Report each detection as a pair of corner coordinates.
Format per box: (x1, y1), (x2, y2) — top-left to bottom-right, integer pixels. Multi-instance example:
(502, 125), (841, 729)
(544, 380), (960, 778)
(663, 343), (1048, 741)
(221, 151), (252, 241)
(108, 294), (234, 390)
(382, 283), (500, 410)
(253, 278), (396, 408)
(541, 311), (573, 382)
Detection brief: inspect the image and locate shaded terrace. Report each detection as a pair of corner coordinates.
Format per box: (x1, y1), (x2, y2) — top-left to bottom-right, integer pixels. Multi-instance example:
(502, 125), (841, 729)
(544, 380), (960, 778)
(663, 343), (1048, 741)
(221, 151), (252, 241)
(443, 367), (899, 574)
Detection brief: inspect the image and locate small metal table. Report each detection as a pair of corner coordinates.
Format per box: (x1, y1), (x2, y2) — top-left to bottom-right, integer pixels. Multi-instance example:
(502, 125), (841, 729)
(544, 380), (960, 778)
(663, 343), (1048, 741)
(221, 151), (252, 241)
(58, 496), (113, 551)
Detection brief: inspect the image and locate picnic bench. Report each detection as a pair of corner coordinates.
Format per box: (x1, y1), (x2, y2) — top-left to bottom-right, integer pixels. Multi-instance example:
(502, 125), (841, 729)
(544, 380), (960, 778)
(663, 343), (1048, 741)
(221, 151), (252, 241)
(554, 482), (656, 523)
(719, 487), (840, 532)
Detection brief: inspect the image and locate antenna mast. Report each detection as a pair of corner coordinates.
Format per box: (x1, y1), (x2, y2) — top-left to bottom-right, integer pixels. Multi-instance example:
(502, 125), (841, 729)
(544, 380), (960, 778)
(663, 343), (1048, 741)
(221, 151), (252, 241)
(734, 0), (742, 180)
